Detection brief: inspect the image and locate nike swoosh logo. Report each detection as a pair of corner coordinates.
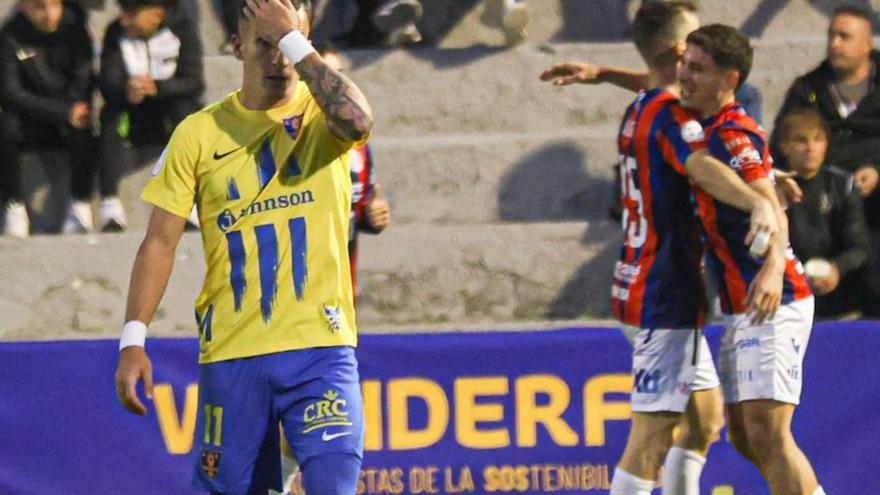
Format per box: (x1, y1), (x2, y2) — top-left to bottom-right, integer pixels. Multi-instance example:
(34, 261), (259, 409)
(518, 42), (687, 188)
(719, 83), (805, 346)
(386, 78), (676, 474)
(322, 431), (352, 442)
(213, 146), (243, 160)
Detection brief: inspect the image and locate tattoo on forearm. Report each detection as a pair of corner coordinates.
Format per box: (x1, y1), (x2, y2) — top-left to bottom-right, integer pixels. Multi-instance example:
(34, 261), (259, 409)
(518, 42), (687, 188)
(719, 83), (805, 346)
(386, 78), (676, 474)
(296, 57), (373, 141)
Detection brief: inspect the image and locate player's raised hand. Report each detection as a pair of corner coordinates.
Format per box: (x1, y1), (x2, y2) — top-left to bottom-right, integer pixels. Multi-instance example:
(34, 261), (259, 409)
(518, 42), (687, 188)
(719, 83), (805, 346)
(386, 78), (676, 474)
(115, 347), (154, 415)
(365, 184), (391, 232)
(242, 0), (302, 44)
(539, 62), (602, 86)
(771, 169), (803, 206)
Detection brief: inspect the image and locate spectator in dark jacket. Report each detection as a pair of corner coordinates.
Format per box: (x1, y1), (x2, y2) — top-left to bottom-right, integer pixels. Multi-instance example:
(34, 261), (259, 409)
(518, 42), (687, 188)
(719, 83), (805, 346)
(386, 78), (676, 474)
(96, 0), (203, 231)
(0, 0), (95, 238)
(772, 6), (880, 239)
(779, 109), (880, 319)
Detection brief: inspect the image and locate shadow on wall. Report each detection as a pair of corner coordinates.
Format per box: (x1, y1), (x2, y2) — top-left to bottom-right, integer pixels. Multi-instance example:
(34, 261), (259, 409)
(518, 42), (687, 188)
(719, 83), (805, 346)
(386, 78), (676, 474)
(497, 141), (619, 318)
(553, 0), (635, 42)
(497, 141), (613, 222)
(741, 0), (880, 36)
(547, 223), (620, 318)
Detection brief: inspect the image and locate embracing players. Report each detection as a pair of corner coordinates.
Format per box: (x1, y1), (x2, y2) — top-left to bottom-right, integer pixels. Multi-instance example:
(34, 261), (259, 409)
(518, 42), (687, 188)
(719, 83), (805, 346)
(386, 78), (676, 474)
(544, 3), (787, 494)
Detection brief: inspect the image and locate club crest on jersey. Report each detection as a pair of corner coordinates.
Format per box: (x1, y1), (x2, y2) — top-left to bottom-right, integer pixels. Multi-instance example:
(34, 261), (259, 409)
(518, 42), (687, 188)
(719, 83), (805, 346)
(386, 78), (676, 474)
(283, 113), (305, 140)
(200, 449), (222, 478)
(323, 304), (342, 332)
(681, 120), (705, 143)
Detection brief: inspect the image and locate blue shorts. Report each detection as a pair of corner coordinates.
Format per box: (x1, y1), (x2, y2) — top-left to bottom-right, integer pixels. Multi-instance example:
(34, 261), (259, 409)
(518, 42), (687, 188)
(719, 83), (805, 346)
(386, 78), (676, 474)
(191, 346), (363, 494)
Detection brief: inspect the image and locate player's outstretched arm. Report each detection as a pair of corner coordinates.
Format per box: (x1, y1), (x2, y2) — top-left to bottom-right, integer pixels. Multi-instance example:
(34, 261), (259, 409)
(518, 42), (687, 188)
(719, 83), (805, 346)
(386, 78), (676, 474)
(744, 177), (789, 324)
(539, 62), (649, 92)
(685, 149), (779, 244)
(114, 207), (186, 415)
(243, 0), (373, 143)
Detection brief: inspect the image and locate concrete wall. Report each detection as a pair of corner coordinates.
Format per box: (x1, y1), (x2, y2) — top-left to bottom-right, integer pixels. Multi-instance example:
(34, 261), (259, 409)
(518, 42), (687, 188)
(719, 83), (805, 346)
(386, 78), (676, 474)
(0, 0), (861, 339)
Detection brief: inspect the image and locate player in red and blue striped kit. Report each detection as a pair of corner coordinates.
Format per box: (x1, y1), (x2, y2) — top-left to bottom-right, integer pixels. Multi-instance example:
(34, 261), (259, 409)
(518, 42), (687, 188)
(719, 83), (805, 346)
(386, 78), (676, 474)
(614, 88), (707, 329)
(693, 103), (813, 314)
(679, 24), (825, 495)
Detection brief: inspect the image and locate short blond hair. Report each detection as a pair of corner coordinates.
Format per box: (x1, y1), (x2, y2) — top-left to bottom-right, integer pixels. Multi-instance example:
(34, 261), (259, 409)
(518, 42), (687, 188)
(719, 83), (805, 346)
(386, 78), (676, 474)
(632, 1), (699, 66)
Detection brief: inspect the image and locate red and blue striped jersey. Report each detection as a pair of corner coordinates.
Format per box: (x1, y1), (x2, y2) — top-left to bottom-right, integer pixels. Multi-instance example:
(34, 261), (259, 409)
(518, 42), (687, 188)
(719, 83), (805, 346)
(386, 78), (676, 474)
(613, 88), (708, 328)
(692, 102), (812, 314)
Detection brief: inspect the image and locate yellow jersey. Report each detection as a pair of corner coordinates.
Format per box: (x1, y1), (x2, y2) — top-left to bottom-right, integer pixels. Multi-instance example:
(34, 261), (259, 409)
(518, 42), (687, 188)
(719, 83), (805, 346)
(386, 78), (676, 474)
(142, 82), (362, 363)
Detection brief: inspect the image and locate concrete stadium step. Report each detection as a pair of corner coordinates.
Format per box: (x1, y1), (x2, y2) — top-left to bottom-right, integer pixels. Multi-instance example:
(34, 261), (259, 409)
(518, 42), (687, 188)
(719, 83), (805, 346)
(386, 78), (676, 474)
(202, 37), (828, 137)
(0, 0), (841, 56)
(12, 34), (832, 232)
(0, 221), (618, 339)
(100, 127), (621, 232)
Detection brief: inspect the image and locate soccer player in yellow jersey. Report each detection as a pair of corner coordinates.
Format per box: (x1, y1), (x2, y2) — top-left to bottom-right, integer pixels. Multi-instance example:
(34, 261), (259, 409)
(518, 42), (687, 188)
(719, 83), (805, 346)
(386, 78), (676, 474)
(113, 0), (373, 492)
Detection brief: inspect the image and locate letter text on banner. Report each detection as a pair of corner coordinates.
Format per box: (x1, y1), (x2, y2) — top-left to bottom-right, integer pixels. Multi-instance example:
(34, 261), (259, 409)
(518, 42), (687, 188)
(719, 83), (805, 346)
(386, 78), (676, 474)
(388, 378), (449, 450)
(455, 377), (510, 449)
(153, 383), (199, 454)
(583, 374), (631, 446)
(515, 375), (578, 447)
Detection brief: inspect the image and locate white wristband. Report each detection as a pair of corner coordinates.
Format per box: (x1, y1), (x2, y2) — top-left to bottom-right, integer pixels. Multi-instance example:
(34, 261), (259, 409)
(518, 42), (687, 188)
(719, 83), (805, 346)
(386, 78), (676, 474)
(119, 320), (148, 350)
(278, 30), (315, 65)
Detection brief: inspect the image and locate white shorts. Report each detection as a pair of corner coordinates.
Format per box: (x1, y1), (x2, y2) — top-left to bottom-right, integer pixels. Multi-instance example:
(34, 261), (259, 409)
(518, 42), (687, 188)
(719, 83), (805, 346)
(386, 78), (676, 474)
(719, 297), (815, 405)
(622, 326), (721, 413)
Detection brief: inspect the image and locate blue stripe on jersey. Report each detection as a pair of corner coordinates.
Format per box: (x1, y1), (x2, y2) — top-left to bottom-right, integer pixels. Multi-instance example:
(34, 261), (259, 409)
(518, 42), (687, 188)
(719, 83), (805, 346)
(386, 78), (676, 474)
(642, 101), (703, 326)
(196, 305), (214, 342)
(226, 178), (241, 201)
(226, 231), (247, 312)
(286, 153), (302, 177)
(289, 217), (308, 301)
(255, 224), (279, 322)
(258, 139), (276, 190)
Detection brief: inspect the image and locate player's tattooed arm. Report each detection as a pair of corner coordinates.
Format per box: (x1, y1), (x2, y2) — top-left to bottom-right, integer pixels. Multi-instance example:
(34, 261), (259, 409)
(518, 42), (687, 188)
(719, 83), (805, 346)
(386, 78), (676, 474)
(296, 55), (374, 142)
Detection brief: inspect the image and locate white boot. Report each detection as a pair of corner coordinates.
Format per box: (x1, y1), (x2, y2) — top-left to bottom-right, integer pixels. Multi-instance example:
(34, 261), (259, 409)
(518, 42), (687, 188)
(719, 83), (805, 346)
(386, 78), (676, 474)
(99, 197), (128, 232)
(3, 201), (30, 238)
(62, 200), (94, 234)
(501, 0), (528, 46)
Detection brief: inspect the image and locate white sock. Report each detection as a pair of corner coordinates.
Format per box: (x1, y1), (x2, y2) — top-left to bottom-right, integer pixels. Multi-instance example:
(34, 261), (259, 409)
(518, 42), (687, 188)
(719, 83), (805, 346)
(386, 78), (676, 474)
(812, 487), (826, 495)
(662, 446), (706, 495)
(610, 467), (654, 495)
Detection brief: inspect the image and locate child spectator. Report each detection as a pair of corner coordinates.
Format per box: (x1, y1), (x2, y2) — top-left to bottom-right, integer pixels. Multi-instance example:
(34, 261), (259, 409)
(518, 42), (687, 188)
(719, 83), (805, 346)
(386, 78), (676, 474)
(96, 0), (203, 231)
(779, 109), (880, 319)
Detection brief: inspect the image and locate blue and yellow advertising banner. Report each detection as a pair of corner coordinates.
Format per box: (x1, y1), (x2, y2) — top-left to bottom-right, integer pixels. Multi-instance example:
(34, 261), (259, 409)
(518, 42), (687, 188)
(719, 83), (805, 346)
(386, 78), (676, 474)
(1, 323), (878, 494)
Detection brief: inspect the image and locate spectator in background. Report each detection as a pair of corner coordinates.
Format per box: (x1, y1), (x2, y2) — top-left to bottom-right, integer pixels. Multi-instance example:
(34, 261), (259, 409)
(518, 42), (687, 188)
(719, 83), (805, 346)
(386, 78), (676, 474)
(778, 109), (880, 319)
(96, 0), (203, 231)
(0, 0), (95, 238)
(772, 6), (880, 245)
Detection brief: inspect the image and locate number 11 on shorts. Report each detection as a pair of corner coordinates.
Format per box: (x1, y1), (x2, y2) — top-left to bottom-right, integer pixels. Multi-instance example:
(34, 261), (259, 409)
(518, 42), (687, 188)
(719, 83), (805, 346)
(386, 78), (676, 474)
(204, 404), (224, 446)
